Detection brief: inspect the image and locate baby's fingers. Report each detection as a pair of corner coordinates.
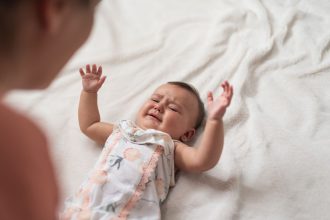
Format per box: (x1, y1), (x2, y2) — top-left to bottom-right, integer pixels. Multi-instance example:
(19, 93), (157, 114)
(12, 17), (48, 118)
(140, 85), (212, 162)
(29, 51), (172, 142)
(226, 85), (234, 106)
(86, 64), (91, 73)
(223, 81), (229, 91)
(223, 82), (232, 97)
(97, 66), (102, 76)
(98, 75), (106, 87)
(227, 85), (233, 98)
(79, 68), (85, 77)
(207, 91), (213, 105)
(92, 64), (97, 75)
(220, 81), (228, 96)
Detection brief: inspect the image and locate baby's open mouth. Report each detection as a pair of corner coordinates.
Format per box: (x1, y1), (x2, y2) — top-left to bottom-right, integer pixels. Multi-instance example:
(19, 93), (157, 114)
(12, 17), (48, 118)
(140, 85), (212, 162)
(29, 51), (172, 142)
(148, 112), (162, 122)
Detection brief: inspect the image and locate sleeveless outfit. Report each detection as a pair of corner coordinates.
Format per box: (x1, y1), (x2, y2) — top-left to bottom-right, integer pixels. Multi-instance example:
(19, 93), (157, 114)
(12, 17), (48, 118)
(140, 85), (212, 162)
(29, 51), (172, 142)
(62, 120), (176, 220)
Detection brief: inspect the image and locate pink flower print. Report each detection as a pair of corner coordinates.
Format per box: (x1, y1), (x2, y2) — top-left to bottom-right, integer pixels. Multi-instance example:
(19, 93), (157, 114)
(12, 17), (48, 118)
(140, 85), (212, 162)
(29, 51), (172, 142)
(90, 169), (108, 185)
(123, 148), (141, 161)
(156, 178), (165, 198)
(81, 194), (91, 209)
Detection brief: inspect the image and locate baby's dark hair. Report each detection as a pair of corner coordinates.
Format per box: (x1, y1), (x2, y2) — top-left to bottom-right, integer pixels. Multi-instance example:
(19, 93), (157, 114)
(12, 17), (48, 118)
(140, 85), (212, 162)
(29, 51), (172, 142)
(167, 81), (205, 129)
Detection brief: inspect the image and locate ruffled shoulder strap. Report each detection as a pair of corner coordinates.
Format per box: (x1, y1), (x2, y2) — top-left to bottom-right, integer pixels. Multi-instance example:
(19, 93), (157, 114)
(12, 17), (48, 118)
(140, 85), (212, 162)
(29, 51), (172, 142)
(117, 120), (174, 155)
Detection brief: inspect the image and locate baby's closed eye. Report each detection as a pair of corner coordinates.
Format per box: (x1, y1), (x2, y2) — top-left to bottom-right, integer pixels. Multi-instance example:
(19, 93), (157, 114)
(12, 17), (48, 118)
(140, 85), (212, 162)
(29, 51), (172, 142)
(151, 98), (160, 103)
(168, 105), (179, 112)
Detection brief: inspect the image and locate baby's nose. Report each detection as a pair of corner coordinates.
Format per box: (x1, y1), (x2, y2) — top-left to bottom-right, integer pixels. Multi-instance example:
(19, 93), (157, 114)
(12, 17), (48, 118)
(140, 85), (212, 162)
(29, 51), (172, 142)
(153, 103), (164, 113)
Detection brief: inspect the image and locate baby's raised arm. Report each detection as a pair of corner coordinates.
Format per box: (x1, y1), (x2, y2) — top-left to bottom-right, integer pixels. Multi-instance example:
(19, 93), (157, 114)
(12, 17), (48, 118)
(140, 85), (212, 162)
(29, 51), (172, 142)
(78, 64), (114, 146)
(175, 81), (233, 172)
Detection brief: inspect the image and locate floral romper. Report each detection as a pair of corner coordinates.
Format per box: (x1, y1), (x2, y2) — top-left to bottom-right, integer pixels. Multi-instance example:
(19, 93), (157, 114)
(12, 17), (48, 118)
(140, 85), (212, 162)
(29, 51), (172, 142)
(62, 120), (176, 220)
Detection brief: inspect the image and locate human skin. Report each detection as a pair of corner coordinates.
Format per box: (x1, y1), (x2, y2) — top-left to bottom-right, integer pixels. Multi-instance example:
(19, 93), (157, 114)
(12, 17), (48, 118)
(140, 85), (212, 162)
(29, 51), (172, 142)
(78, 64), (233, 173)
(135, 83), (199, 141)
(0, 0), (99, 91)
(0, 0), (99, 219)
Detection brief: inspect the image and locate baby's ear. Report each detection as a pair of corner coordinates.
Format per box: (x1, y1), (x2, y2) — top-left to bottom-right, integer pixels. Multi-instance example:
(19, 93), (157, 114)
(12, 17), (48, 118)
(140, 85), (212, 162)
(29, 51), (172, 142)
(180, 128), (196, 143)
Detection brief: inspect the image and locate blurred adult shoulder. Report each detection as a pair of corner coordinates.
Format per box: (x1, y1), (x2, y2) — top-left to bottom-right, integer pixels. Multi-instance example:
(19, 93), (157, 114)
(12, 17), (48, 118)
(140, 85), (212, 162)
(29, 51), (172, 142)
(0, 0), (99, 219)
(0, 103), (59, 220)
(0, 102), (46, 146)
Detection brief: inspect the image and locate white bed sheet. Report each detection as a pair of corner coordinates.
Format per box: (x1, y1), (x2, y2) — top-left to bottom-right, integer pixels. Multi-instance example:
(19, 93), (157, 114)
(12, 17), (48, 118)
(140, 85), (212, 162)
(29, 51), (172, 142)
(5, 0), (330, 219)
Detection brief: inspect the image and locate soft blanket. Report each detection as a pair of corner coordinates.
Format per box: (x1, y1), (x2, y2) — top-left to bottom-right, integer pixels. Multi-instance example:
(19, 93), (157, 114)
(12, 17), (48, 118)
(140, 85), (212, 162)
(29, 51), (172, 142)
(6, 0), (330, 219)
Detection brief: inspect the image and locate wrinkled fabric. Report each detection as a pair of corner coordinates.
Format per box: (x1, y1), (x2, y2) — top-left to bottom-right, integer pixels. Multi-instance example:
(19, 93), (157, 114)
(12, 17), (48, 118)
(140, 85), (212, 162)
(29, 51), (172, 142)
(62, 120), (175, 220)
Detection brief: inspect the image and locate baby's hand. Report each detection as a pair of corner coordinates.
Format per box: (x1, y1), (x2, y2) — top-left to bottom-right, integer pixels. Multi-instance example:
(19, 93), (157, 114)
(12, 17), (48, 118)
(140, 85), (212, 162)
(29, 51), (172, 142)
(207, 81), (233, 121)
(79, 64), (106, 93)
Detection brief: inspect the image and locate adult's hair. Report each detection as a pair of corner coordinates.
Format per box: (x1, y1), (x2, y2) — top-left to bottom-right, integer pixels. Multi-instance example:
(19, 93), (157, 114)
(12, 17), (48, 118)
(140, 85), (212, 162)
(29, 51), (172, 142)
(0, 0), (20, 52)
(167, 81), (205, 129)
(0, 0), (90, 52)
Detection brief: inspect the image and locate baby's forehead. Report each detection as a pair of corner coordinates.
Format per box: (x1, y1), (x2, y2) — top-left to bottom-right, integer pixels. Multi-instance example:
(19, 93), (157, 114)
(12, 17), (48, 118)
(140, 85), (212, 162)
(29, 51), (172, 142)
(152, 84), (198, 106)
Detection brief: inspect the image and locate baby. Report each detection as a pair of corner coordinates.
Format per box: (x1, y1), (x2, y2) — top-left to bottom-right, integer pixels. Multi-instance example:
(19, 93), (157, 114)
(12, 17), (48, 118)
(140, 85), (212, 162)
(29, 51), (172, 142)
(62, 64), (233, 220)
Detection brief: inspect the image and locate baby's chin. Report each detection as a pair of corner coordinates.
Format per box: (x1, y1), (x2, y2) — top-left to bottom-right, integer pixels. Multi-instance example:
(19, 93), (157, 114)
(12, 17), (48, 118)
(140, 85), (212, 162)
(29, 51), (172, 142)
(135, 119), (181, 140)
(135, 118), (160, 131)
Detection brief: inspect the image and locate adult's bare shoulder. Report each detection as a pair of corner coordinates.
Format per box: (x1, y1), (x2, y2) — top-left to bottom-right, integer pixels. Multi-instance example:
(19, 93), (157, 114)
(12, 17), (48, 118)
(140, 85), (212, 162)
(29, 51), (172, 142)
(0, 103), (47, 147)
(0, 103), (59, 220)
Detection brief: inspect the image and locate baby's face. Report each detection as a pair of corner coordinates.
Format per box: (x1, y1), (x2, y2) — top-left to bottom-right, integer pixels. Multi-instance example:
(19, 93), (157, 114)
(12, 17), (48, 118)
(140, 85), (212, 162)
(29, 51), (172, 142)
(136, 84), (199, 141)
